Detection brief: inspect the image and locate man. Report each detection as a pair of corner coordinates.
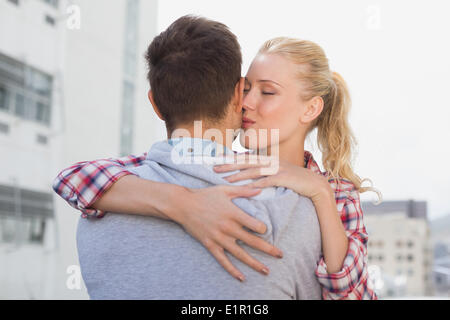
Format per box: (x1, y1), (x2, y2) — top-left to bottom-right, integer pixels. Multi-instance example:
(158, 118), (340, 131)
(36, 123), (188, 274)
(75, 15), (322, 299)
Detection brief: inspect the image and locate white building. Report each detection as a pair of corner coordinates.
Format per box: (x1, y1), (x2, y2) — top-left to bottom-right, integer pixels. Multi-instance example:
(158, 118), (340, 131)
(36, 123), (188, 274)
(0, 0), (160, 299)
(363, 200), (434, 298)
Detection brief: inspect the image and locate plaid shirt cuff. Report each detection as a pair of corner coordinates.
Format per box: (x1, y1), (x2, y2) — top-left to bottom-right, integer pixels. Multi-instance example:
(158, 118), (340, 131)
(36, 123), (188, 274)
(79, 169), (133, 218)
(53, 161), (137, 219)
(315, 236), (368, 299)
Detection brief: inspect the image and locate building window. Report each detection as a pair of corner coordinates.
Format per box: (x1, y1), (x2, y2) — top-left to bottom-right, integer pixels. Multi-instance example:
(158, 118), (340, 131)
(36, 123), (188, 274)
(14, 93), (25, 117)
(0, 121), (9, 134)
(45, 15), (56, 26)
(407, 254), (414, 262)
(7, 0), (19, 6)
(0, 86), (10, 111)
(36, 134), (48, 145)
(407, 240), (414, 248)
(0, 52), (53, 126)
(41, 0), (59, 8)
(0, 184), (54, 246)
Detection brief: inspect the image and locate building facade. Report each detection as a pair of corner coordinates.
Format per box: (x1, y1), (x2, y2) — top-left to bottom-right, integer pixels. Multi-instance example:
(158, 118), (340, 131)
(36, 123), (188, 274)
(363, 200), (434, 298)
(430, 214), (450, 296)
(0, 0), (159, 299)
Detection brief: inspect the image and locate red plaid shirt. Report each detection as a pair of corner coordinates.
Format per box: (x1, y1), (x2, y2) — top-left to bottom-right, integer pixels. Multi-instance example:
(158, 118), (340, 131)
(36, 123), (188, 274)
(53, 150), (377, 300)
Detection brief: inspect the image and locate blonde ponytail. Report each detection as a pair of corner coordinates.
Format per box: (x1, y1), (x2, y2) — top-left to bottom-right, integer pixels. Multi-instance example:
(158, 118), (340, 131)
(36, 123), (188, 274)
(259, 37), (381, 200)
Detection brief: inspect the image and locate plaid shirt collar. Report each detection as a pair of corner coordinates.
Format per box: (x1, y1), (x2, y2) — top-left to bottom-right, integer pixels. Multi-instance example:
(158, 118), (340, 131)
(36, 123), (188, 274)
(304, 150), (324, 175)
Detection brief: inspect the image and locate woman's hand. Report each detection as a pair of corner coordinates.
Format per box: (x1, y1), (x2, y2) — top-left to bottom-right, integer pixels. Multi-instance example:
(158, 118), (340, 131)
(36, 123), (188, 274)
(214, 155), (350, 274)
(213, 154), (331, 203)
(170, 185), (284, 282)
(93, 175), (283, 282)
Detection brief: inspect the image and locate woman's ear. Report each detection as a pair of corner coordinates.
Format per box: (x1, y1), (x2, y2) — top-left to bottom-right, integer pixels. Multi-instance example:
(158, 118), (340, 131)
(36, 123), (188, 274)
(299, 96), (324, 124)
(148, 90), (164, 121)
(233, 77), (245, 113)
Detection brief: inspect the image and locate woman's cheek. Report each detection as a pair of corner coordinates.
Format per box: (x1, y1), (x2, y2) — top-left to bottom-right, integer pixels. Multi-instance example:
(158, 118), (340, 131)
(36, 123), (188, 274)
(261, 100), (288, 126)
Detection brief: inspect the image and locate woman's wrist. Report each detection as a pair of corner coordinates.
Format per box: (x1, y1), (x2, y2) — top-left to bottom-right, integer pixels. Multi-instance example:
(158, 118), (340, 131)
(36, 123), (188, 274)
(160, 184), (193, 225)
(311, 176), (334, 204)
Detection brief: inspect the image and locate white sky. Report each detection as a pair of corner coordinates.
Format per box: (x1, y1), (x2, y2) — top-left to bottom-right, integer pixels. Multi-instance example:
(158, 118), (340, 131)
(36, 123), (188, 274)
(157, 0), (450, 220)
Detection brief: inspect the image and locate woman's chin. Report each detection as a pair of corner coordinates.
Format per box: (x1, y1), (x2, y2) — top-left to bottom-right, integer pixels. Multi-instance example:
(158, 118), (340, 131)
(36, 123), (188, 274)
(239, 136), (270, 151)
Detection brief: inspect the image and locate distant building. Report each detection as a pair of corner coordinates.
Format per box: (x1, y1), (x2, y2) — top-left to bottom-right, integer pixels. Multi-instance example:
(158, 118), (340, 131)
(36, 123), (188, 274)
(429, 214), (450, 296)
(0, 0), (159, 299)
(362, 200), (434, 298)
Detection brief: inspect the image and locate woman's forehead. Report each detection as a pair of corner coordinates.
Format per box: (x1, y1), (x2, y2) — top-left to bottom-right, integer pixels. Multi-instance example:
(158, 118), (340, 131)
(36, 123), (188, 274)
(246, 53), (295, 84)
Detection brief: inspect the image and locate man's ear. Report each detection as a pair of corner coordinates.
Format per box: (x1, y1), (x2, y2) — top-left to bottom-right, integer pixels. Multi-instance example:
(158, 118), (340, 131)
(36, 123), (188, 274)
(233, 77), (245, 113)
(148, 90), (164, 121)
(299, 96), (324, 124)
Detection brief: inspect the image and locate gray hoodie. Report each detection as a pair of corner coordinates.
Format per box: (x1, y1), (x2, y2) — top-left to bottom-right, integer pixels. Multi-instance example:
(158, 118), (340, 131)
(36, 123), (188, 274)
(77, 138), (322, 300)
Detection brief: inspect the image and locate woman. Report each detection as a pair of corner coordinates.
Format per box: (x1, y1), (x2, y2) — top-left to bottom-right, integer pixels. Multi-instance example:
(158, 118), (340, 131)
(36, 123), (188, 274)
(54, 37), (380, 300)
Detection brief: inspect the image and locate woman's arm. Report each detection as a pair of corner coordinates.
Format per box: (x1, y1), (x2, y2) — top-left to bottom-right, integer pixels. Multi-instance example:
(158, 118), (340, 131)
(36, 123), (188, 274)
(53, 155), (284, 282)
(314, 181), (376, 300)
(309, 181), (349, 274)
(216, 159), (349, 273)
(52, 153), (148, 218)
(214, 158), (377, 299)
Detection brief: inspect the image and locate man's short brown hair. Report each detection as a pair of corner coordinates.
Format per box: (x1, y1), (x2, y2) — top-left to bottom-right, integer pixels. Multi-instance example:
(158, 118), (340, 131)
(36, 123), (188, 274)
(145, 15), (242, 132)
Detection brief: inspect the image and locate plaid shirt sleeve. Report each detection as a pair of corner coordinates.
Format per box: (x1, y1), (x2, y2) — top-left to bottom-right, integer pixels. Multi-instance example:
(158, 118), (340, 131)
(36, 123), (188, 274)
(314, 179), (377, 300)
(52, 153), (147, 219)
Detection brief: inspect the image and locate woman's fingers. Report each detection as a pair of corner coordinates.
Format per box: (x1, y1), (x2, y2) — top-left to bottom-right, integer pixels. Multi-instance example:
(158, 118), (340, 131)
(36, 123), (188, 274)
(232, 226), (283, 259)
(223, 167), (267, 183)
(231, 206), (267, 234)
(215, 155), (273, 173)
(222, 238), (270, 276)
(206, 242), (246, 282)
(245, 177), (277, 189)
(188, 184), (284, 281)
(214, 162), (264, 173)
(221, 185), (261, 199)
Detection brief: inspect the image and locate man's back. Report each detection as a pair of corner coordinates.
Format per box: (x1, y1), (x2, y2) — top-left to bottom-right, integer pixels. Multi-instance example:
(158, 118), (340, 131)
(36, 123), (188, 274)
(77, 139), (322, 299)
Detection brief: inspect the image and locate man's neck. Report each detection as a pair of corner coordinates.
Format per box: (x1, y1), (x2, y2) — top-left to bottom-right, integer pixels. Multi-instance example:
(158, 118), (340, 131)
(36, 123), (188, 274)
(167, 122), (236, 151)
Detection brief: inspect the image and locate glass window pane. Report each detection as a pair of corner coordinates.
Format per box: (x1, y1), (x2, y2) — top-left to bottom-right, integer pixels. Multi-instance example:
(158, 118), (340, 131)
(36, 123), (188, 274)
(0, 218), (15, 243)
(15, 93), (25, 117)
(0, 86), (10, 111)
(29, 219), (46, 243)
(36, 102), (51, 125)
(36, 102), (45, 122)
(26, 98), (37, 120)
(42, 0), (59, 8)
(29, 70), (52, 98)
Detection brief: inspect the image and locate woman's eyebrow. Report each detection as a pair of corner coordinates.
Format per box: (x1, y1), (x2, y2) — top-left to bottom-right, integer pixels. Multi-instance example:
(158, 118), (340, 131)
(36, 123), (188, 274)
(257, 79), (284, 88)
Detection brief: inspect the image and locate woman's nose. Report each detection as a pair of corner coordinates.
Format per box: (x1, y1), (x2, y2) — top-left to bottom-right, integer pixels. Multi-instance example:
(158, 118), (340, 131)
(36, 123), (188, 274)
(242, 94), (256, 111)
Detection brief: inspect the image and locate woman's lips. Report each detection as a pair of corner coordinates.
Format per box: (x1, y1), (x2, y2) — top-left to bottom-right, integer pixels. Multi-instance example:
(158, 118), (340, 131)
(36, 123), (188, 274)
(242, 117), (255, 129)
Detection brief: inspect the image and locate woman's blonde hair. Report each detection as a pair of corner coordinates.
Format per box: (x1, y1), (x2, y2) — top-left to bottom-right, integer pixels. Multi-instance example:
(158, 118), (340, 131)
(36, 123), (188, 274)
(259, 37), (381, 199)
